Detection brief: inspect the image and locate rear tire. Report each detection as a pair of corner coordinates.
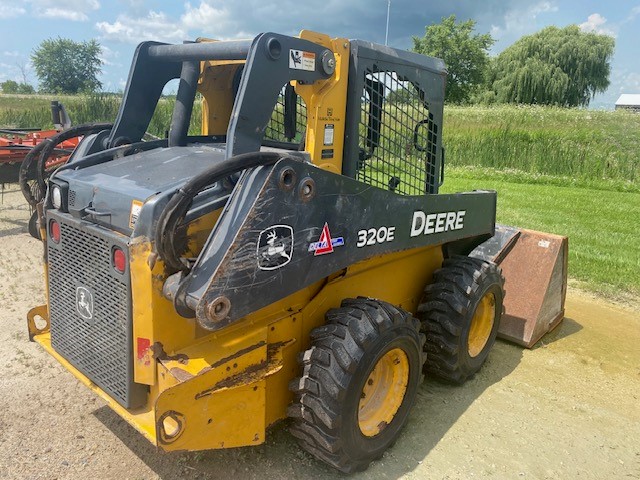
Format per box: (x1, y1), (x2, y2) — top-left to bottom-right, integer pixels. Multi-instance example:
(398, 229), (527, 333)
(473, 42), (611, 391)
(288, 297), (425, 473)
(418, 255), (504, 384)
(28, 211), (41, 240)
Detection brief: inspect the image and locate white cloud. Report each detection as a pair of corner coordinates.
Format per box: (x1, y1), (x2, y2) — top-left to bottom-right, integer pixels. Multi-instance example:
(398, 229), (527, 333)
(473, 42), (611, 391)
(531, 1), (558, 16)
(98, 45), (120, 67)
(41, 8), (89, 21)
(3, 51), (20, 57)
(625, 6), (640, 23)
(0, 1), (26, 18)
(181, 2), (230, 30)
(1, 0), (100, 21)
(28, 0), (99, 21)
(617, 72), (640, 93)
(490, 1), (558, 41)
(96, 11), (187, 44)
(579, 13), (617, 37)
(96, 2), (249, 44)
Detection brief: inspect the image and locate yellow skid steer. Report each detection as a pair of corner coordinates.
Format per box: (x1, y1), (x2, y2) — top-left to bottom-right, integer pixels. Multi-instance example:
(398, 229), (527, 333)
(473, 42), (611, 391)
(26, 30), (566, 472)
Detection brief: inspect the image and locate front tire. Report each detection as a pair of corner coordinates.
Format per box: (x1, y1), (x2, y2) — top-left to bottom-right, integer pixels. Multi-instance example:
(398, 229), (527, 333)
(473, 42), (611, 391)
(288, 298), (425, 473)
(418, 255), (505, 384)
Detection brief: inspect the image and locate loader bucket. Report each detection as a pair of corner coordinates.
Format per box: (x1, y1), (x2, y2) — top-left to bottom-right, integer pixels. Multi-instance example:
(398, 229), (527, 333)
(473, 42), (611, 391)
(471, 225), (568, 348)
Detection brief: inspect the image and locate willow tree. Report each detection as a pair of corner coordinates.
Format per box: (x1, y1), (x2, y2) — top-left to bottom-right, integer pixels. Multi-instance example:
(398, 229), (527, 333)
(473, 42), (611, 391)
(413, 15), (494, 104)
(489, 26), (615, 107)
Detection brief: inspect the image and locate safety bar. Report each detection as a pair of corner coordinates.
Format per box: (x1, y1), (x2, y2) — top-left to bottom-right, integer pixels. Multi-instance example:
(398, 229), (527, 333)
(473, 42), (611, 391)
(148, 40), (252, 62)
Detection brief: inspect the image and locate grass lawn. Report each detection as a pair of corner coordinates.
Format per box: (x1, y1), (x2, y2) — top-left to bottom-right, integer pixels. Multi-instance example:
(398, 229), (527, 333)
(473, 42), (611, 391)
(441, 168), (640, 301)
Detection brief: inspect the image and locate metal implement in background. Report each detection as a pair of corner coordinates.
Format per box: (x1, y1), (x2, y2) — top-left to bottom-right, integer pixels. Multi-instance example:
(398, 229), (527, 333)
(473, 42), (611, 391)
(0, 101), (77, 185)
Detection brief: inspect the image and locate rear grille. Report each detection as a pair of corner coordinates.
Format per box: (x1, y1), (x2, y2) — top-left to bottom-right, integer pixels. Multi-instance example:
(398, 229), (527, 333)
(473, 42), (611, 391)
(48, 217), (146, 408)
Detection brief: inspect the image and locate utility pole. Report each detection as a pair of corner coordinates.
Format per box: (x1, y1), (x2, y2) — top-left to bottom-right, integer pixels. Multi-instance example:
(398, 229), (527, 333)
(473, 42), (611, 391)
(385, 0), (391, 46)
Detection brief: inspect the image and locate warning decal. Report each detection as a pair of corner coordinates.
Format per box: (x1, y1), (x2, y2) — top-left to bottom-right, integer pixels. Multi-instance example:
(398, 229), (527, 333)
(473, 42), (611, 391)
(323, 124), (334, 146)
(289, 49), (316, 71)
(129, 200), (143, 229)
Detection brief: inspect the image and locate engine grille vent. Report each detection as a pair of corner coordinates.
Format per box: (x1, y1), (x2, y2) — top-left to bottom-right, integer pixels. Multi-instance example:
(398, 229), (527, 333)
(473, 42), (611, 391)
(48, 219), (146, 408)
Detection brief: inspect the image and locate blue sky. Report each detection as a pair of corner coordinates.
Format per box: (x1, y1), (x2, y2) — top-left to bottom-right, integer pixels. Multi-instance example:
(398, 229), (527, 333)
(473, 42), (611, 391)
(0, 0), (638, 108)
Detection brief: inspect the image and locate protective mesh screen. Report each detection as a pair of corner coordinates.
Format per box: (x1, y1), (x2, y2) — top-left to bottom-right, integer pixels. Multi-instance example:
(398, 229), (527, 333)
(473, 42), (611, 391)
(49, 223), (131, 406)
(356, 70), (438, 195)
(264, 84), (307, 147)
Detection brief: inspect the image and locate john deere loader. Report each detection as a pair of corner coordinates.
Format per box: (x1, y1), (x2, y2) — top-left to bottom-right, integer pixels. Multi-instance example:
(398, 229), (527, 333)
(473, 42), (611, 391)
(26, 30), (567, 472)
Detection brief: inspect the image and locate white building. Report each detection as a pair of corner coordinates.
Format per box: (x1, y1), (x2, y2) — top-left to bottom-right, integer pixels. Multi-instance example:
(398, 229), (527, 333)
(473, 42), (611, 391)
(615, 94), (640, 112)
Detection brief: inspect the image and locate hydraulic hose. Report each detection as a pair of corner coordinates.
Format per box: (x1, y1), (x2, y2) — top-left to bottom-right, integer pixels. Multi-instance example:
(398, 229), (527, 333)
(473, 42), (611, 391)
(35, 122), (113, 191)
(155, 151), (286, 272)
(18, 122), (113, 207)
(19, 140), (50, 206)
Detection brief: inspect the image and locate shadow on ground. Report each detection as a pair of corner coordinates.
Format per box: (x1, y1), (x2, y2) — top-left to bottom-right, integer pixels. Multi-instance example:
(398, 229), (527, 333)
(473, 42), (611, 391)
(0, 217), (27, 238)
(531, 316), (583, 348)
(93, 336), (529, 480)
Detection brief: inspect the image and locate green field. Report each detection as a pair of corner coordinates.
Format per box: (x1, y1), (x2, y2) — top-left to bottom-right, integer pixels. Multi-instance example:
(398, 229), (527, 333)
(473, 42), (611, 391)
(441, 168), (640, 300)
(1, 94), (638, 301)
(0, 93), (203, 137)
(444, 105), (640, 191)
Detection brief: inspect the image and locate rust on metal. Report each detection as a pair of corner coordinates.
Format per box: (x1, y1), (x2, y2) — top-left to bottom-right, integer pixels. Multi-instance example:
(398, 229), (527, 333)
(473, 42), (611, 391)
(156, 410), (186, 445)
(266, 338), (295, 356)
(169, 367), (195, 382)
(206, 296), (231, 323)
(199, 340), (267, 374)
(26, 304), (50, 341)
(474, 225), (568, 348)
(194, 339), (291, 399)
(152, 342), (189, 364)
(195, 360), (268, 399)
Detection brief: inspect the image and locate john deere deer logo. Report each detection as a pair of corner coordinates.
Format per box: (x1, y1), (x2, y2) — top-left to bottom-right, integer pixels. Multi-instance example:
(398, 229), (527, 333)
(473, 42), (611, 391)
(257, 225), (294, 271)
(76, 286), (94, 321)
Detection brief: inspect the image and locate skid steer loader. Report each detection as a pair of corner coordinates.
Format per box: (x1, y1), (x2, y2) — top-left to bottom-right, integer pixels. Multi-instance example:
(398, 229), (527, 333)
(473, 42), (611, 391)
(26, 30), (566, 472)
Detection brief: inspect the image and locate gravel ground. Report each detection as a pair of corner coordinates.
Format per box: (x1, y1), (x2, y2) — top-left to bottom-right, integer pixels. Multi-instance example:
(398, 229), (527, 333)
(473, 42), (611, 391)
(1, 188), (639, 480)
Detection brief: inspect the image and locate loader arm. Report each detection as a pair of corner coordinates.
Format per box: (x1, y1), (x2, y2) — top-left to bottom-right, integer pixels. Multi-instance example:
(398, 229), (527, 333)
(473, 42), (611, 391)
(164, 156), (496, 330)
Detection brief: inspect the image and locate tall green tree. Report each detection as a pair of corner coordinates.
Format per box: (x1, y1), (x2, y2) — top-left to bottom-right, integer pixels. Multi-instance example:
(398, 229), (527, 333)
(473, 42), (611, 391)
(412, 15), (494, 104)
(31, 38), (103, 94)
(489, 26), (615, 107)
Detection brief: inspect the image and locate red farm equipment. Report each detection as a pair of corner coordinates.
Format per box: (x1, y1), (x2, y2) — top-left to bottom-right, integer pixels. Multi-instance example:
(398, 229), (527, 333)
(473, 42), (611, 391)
(0, 101), (110, 237)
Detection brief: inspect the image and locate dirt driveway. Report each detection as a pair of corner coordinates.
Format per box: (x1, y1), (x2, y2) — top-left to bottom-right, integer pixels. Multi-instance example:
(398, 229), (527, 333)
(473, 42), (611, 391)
(0, 188), (638, 480)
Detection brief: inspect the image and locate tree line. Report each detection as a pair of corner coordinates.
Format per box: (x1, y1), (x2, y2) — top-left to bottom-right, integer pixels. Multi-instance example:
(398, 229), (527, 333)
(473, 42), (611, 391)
(412, 16), (615, 107)
(0, 19), (616, 108)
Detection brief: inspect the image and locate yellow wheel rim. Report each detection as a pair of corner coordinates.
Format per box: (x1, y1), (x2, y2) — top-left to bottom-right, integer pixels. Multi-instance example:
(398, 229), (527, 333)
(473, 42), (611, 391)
(358, 348), (409, 437)
(468, 292), (496, 358)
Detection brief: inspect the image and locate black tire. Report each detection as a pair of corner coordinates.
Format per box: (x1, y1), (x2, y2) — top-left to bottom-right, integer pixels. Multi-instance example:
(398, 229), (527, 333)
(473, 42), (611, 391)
(418, 255), (505, 384)
(35, 122), (113, 192)
(288, 297), (425, 473)
(19, 140), (49, 207)
(28, 211), (41, 240)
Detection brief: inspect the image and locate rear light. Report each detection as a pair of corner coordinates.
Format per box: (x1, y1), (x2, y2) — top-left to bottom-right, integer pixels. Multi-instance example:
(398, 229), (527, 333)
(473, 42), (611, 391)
(49, 220), (60, 243)
(113, 247), (126, 273)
